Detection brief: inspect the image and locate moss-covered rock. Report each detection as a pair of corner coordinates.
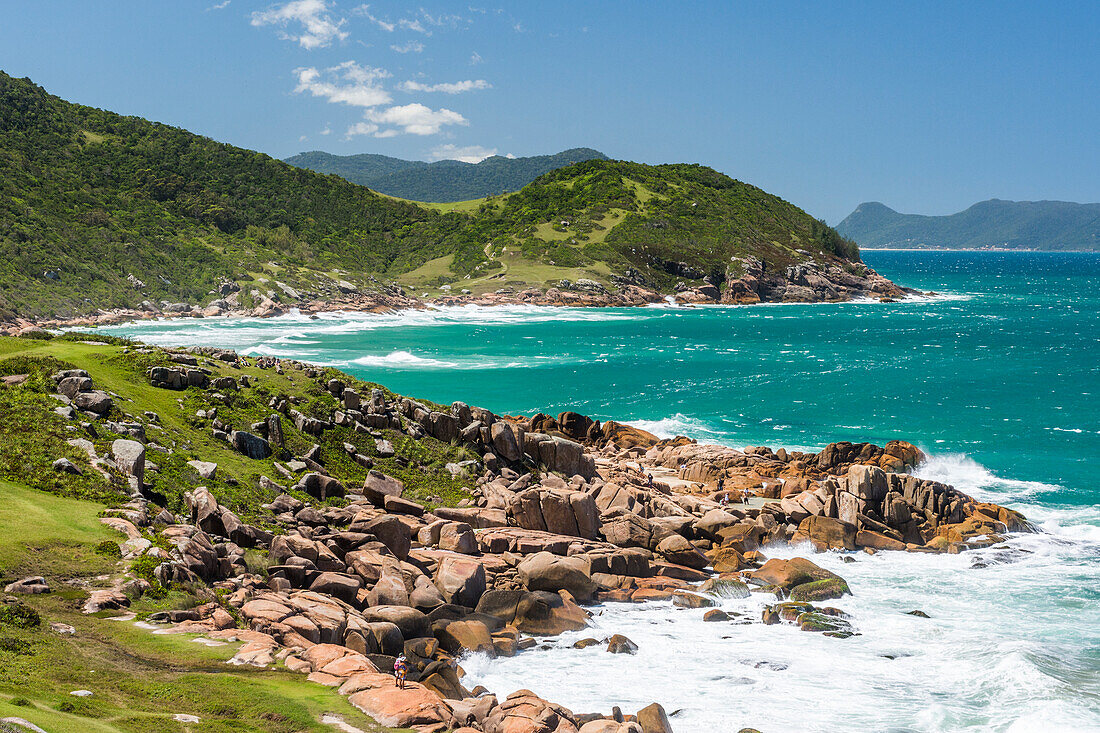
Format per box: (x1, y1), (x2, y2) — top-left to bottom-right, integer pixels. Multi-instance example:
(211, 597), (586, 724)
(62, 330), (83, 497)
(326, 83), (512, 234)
(790, 577), (852, 602)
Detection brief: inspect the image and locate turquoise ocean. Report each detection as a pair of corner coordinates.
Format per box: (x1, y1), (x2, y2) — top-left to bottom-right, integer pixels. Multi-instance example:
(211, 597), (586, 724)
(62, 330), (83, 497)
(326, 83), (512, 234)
(101, 251), (1100, 731)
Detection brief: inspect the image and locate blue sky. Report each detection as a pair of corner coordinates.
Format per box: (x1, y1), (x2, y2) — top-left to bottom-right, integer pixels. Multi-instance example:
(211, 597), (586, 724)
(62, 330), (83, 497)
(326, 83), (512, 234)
(2, 0), (1097, 222)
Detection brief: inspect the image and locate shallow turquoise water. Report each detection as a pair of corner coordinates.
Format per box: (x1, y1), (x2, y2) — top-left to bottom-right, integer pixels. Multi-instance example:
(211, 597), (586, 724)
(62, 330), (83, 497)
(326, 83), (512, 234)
(102, 251), (1099, 509)
(99, 250), (1100, 730)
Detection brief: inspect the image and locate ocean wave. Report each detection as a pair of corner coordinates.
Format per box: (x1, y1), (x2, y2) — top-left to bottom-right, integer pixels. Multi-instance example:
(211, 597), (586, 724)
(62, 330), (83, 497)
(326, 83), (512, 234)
(913, 452), (1062, 500)
(625, 413), (725, 440)
(349, 351), (459, 369)
(914, 452), (1100, 544)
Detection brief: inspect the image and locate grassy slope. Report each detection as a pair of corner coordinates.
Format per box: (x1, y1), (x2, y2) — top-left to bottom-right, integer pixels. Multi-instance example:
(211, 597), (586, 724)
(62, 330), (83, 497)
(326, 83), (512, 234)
(0, 336), (477, 522)
(0, 335), (483, 731)
(0, 594), (395, 733)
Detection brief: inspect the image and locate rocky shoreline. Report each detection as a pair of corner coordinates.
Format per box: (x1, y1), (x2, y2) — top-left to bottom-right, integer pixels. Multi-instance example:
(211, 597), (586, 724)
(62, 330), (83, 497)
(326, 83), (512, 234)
(0, 257), (917, 336)
(5, 343), (1028, 733)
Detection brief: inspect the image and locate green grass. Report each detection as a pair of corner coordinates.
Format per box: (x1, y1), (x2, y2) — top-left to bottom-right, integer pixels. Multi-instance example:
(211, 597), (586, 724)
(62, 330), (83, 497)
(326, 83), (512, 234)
(0, 595), (400, 733)
(0, 480), (116, 580)
(0, 334), (445, 731)
(0, 336), (476, 523)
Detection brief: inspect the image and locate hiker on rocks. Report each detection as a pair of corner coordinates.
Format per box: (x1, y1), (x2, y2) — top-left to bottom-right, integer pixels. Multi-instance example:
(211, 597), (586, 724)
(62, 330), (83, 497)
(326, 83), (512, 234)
(647, 473), (654, 487)
(394, 654), (408, 689)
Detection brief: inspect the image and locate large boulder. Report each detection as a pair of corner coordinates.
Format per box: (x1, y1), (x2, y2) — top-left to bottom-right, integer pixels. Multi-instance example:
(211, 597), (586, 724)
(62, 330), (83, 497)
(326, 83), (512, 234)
(655, 533), (709, 570)
(748, 557), (851, 601)
(476, 589), (588, 636)
(111, 439), (145, 487)
(636, 703), (674, 733)
(483, 689), (579, 733)
(73, 390), (113, 415)
(848, 464), (888, 505)
(693, 508), (741, 540)
(517, 552), (597, 602)
(295, 472), (346, 500)
(792, 515), (857, 551)
(491, 422), (523, 462)
(309, 572), (362, 604)
(438, 522), (478, 554)
(362, 471), (404, 505)
(355, 516), (411, 560)
(230, 430), (272, 460)
(434, 618), (495, 656)
(435, 555), (487, 608)
(347, 681), (456, 730)
(363, 606), (430, 641)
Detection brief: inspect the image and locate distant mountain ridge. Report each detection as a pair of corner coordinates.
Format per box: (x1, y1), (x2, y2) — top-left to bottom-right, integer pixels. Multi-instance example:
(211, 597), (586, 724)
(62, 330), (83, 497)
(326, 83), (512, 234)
(837, 199), (1100, 251)
(284, 147), (609, 202)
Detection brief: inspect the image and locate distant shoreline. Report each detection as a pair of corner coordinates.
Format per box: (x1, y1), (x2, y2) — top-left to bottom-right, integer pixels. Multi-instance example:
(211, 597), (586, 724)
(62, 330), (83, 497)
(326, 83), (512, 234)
(860, 247), (1099, 253)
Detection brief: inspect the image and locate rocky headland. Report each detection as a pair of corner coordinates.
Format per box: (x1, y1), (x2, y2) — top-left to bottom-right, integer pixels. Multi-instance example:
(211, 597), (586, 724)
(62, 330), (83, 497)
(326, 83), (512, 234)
(0, 257), (916, 337)
(0, 339), (1027, 733)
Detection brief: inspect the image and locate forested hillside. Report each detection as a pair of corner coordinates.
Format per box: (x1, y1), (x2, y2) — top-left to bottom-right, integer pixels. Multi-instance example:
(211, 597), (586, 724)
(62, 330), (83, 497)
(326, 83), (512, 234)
(0, 72), (483, 318)
(837, 200), (1100, 250)
(0, 71), (864, 319)
(284, 148), (609, 202)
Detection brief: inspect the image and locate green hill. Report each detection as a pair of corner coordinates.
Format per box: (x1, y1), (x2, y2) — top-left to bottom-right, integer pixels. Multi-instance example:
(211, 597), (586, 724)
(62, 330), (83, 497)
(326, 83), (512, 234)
(837, 200), (1100, 251)
(0, 71), (865, 320)
(284, 148), (609, 202)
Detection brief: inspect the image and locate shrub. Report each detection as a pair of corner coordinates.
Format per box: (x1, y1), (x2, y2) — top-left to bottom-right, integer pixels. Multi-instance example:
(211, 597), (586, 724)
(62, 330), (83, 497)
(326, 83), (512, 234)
(0, 601), (41, 629)
(94, 540), (122, 558)
(130, 555), (162, 583)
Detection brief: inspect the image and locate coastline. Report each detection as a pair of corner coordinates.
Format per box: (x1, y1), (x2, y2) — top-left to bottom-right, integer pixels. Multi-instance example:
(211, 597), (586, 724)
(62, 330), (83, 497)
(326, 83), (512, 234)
(2, 257), (918, 336)
(1, 335), (1077, 731)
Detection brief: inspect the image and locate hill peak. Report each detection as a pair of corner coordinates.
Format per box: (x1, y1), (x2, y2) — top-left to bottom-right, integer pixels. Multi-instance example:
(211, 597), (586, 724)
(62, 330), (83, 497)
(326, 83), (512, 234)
(284, 147), (609, 202)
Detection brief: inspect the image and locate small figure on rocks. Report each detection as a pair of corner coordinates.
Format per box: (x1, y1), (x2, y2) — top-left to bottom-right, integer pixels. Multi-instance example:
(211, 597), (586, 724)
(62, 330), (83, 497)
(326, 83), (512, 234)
(394, 654), (408, 689)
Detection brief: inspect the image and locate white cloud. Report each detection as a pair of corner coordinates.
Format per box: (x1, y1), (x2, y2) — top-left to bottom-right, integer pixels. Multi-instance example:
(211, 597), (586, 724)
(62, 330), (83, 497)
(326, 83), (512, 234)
(293, 61), (392, 108)
(420, 11), (465, 29)
(207, 0), (231, 11)
(320, 125), (332, 135)
(469, 51), (483, 65)
(353, 4), (394, 32)
(391, 41), (424, 53)
(429, 144), (504, 163)
(398, 79), (490, 94)
(299, 134), (308, 141)
(345, 122), (380, 138)
(398, 17), (427, 34)
(251, 0), (348, 49)
(364, 103), (467, 136)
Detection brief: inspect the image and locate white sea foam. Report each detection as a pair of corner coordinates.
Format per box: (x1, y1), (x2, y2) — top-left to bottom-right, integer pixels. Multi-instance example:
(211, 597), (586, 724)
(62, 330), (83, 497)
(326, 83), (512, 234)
(913, 451), (1062, 501)
(464, 529), (1100, 732)
(348, 351), (458, 369)
(625, 413), (724, 440)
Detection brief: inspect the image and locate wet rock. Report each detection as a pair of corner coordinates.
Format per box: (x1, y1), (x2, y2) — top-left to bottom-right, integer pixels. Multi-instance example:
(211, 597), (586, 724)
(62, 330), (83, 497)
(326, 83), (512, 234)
(636, 702), (674, 733)
(606, 634), (638, 654)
